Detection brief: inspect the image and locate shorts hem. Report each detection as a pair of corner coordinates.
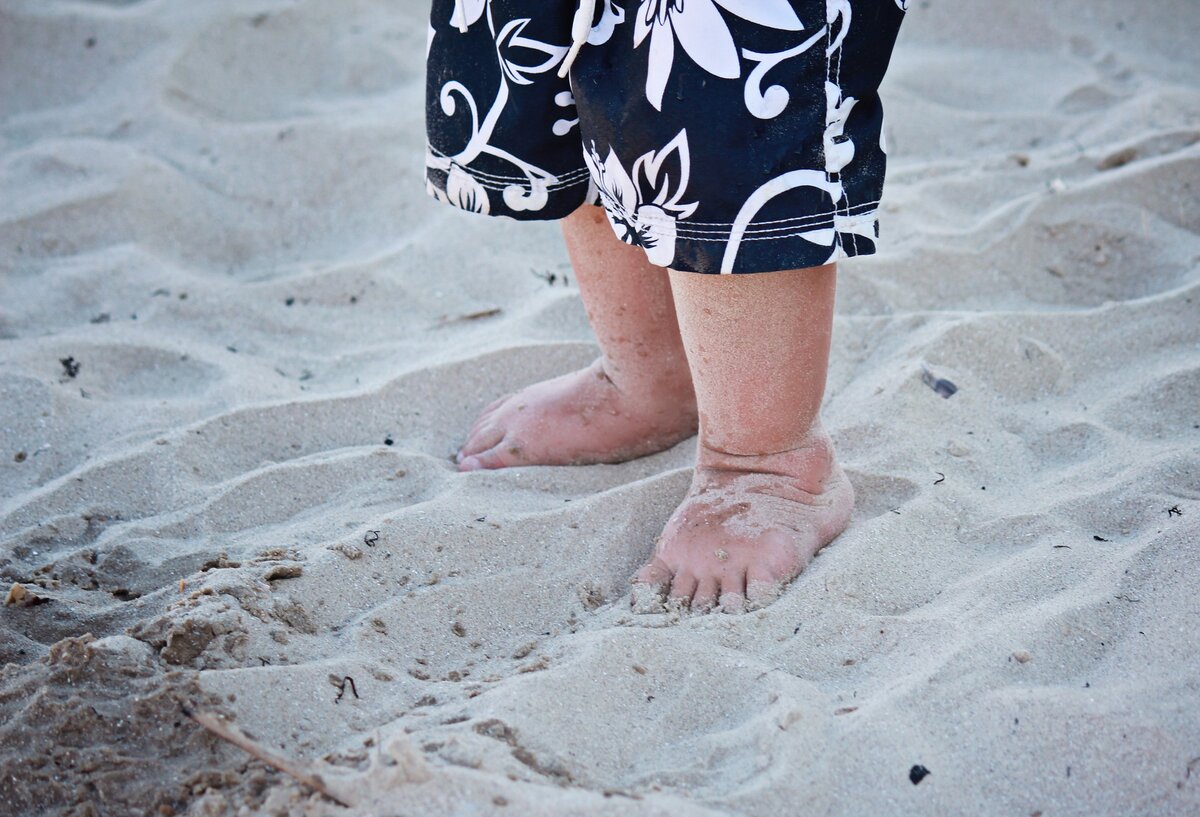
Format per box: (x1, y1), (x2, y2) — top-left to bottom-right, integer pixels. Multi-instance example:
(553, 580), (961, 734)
(666, 235), (878, 274)
(426, 146), (592, 191)
(425, 146), (592, 222)
(599, 195), (881, 273)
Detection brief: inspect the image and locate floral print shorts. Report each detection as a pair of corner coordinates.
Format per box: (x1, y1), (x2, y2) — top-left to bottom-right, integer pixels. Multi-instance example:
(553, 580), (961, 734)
(425, 1), (906, 273)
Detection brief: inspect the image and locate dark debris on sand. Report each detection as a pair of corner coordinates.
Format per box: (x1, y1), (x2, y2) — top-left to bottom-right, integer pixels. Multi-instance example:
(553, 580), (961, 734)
(0, 634), (275, 816)
(920, 364), (957, 398)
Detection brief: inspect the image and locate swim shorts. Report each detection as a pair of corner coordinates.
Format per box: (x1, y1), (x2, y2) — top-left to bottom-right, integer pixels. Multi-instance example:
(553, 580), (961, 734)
(425, 1), (906, 273)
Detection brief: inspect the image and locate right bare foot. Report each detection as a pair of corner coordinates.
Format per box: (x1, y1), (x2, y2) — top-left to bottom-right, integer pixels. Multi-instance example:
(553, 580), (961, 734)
(456, 357), (698, 469)
(629, 428), (853, 614)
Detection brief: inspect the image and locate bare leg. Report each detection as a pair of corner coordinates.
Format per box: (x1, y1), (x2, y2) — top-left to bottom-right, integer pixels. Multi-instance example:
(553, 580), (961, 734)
(631, 263), (854, 613)
(457, 205), (698, 469)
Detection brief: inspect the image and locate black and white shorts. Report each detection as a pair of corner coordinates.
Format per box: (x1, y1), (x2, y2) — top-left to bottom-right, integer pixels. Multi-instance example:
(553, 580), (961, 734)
(425, 1), (905, 273)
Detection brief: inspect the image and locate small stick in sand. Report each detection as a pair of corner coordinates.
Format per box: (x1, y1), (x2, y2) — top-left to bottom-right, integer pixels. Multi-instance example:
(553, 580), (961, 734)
(437, 307), (503, 325)
(182, 705), (350, 807)
(331, 675), (360, 704)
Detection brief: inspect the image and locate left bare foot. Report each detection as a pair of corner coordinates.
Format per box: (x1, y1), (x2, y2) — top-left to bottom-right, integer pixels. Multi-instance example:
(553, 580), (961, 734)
(456, 356), (697, 469)
(631, 428), (853, 614)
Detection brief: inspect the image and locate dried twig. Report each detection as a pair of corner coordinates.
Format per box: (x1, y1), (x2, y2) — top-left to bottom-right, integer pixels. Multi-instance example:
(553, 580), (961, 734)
(332, 675), (360, 704)
(437, 307), (502, 325)
(183, 706), (350, 807)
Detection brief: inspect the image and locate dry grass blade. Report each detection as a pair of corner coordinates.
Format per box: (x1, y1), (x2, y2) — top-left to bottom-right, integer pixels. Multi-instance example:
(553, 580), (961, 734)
(183, 706), (351, 807)
(437, 306), (502, 325)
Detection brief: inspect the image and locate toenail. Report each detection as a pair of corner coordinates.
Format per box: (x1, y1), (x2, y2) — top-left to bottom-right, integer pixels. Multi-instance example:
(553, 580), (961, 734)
(460, 456), (481, 471)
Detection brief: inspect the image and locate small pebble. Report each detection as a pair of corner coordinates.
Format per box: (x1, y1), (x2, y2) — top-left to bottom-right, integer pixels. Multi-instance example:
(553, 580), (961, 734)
(262, 564), (302, 582)
(1097, 146), (1137, 170)
(5, 583), (44, 608)
(335, 543), (363, 560)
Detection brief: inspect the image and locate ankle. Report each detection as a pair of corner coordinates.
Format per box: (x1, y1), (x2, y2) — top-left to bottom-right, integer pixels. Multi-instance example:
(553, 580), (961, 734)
(696, 425), (836, 487)
(597, 356), (695, 404)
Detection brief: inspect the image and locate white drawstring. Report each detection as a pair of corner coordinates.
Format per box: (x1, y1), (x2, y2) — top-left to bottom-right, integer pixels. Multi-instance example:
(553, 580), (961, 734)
(557, 0), (596, 78)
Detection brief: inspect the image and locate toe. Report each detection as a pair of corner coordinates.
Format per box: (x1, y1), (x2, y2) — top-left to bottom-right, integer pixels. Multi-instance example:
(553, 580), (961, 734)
(692, 577), (719, 612)
(481, 393), (510, 416)
(458, 442), (523, 471)
(633, 557), (672, 587)
(468, 395), (510, 437)
(630, 558), (672, 614)
(746, 566), (785, 610)
(718, 593), (746, 614)
(718, 570), (747, 614)
(459, 424), (505, 461)
(666, 572), (698, 608)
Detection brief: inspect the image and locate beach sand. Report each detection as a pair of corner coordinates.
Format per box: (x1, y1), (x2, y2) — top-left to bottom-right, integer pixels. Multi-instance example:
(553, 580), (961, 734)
(1, 0), (1198, 814)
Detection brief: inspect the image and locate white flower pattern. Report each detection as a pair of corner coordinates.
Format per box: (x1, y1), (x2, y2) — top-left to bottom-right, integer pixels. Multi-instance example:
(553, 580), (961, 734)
(449, 0), (485, 33)
(426, 2), (579, 215)
(634, 0), (804, 110)
(427, 162), (491, 214)
(426, 0), (906, 273)
(583, 130), (698, 266)
(588, 0), (626, 45)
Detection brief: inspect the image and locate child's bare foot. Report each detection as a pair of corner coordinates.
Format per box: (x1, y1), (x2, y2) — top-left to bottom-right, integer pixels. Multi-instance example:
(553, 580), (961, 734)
(457, 205), (697, 470)
(456, 357), (697, 469)
(630, 428), (852, 613)
(624, 263), (845, 613)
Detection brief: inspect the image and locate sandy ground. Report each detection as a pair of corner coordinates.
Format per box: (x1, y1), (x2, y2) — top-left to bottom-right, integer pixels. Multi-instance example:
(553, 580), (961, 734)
(2, 0), (1199, 815)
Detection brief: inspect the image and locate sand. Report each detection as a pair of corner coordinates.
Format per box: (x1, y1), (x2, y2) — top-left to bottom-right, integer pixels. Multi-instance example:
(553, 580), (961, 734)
(1, 0), (1198, 815)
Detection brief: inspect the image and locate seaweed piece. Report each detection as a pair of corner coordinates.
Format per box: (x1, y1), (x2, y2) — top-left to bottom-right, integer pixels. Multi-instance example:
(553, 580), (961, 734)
(920, 364), (956, 398)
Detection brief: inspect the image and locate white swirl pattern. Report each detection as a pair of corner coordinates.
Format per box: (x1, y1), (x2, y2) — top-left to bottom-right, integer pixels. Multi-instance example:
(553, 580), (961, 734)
(425, 0), (906, 273)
